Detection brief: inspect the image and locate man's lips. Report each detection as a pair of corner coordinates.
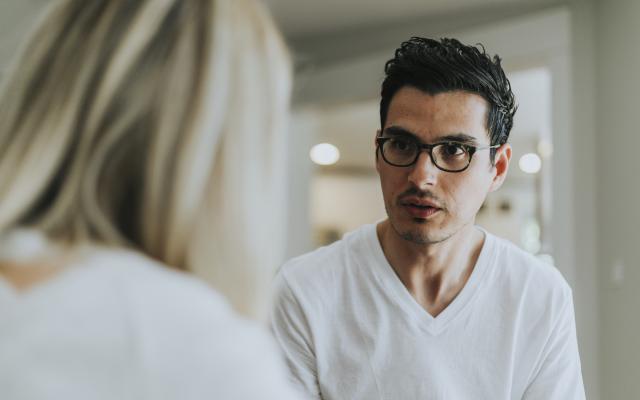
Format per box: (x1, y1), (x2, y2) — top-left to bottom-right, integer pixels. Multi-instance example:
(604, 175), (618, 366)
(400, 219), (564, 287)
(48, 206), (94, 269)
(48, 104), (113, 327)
(401, 196), (441, 208)
(400, 197), (443, 219)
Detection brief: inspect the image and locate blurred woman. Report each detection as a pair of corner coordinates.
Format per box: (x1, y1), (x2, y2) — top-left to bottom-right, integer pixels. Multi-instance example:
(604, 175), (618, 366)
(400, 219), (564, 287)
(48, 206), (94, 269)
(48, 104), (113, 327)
(0, 0), (298, 398)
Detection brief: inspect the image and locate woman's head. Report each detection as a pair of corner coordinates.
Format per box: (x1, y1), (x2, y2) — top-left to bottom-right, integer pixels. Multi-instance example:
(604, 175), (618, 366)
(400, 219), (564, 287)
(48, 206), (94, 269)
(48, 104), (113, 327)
(0, 0), (291, 318)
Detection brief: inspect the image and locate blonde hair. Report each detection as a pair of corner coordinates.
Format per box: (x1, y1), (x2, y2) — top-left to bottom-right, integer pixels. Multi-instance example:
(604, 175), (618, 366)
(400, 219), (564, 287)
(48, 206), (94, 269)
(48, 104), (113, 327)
(0, 0), (291, 319)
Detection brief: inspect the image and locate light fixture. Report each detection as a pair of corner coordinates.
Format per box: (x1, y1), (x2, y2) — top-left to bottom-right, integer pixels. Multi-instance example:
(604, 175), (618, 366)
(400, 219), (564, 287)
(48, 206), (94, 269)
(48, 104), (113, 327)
(518, 153), (542, 174)
(310, 143), (340, 166)
(537, 140), (553, 158)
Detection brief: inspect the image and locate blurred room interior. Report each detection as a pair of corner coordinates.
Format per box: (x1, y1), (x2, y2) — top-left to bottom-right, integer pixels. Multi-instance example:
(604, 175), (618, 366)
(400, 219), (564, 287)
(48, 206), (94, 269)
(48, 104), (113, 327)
(1, 0), (638, 399)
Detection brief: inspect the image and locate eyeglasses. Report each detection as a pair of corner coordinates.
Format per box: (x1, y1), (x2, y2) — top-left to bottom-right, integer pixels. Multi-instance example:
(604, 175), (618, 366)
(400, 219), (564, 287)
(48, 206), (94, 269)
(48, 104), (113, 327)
(376, 136), (500, 172)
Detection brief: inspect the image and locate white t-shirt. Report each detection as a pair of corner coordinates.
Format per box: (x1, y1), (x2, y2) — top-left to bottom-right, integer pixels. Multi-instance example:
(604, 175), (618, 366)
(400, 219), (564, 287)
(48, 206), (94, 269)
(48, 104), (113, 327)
(0, 247), (301, 400)
(271, 224), (585, 400)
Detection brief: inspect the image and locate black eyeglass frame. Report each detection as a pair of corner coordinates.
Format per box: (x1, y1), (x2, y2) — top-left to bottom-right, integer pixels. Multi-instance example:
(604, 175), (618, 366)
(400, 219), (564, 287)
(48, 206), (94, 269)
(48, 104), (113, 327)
(375, 136), (501, 173)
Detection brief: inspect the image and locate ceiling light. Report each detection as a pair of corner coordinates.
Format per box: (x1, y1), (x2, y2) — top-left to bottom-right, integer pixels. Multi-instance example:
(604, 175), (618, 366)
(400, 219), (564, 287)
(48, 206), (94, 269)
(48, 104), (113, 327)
(519, 153), (542, 174)
(537, 140), (553, 158)
(310, 143), (340, 166)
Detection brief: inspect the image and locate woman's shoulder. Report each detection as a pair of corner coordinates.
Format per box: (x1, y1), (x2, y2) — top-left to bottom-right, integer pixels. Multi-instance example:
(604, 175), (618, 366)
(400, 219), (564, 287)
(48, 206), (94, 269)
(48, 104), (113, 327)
(77, 246), (241, 333)
(88, 247), (228, 306)
(77, 247), (300, 399)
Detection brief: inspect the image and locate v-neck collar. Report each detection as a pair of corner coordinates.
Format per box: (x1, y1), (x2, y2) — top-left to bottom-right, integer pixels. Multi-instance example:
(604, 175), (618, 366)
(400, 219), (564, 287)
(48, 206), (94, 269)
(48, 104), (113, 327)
(362, 223), (496, 336)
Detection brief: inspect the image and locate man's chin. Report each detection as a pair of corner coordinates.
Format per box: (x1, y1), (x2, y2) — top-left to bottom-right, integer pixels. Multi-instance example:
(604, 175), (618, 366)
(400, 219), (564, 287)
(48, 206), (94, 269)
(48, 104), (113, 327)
(390, 220), (449, 245)
(398, 230), (448, 245)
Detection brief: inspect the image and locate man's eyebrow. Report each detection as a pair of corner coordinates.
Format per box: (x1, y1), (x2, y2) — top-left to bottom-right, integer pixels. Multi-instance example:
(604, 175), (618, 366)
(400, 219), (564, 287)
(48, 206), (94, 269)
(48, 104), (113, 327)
(381, 126), (419, 140)
(436, 133), (480, 145)
(382, 127), (480, 145)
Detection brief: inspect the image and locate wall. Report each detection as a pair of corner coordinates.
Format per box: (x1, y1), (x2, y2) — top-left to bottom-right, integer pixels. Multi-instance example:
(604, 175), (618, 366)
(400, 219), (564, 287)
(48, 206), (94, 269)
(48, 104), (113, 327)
(568, 0), (601, 398)
(311, 174), (385, 240)
(593, 0), (640, 398)
(285, 111), (315, 259)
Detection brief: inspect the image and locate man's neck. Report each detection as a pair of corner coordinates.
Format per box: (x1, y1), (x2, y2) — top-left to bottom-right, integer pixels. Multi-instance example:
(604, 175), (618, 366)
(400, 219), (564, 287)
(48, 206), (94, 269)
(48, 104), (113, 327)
(376, 220), (485, 317)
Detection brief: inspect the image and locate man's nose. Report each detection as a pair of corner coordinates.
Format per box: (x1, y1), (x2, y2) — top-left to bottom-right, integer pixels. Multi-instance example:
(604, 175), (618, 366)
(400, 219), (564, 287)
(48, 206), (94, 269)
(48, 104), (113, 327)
(407, 151), (438, 187)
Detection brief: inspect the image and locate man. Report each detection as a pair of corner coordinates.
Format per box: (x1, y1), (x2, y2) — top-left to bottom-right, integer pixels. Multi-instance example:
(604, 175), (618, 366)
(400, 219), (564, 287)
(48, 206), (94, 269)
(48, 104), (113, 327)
(271, 37), (585, 400)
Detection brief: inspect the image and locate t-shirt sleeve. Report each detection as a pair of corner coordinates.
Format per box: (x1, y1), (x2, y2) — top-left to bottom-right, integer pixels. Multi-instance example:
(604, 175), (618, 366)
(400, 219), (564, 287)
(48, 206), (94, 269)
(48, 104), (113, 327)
(270, 270), (322, 400)
(522, 290), (586, 400)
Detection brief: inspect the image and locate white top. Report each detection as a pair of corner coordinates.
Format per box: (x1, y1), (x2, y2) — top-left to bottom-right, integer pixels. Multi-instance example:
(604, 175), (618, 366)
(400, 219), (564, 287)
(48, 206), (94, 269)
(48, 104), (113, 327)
(271, 224), (585, 400)
(0, 246), (301, 400)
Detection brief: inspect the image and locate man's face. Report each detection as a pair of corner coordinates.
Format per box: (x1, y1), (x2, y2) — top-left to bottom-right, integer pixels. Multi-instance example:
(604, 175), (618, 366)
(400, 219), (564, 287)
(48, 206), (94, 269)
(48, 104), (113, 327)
(376, 86), (511, 244)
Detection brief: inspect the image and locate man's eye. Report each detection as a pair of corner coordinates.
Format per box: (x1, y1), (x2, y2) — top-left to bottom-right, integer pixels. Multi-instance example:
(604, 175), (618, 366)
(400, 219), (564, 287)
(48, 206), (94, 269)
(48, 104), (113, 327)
(390, 138), (413, 151)
(442, 143), (465, 156)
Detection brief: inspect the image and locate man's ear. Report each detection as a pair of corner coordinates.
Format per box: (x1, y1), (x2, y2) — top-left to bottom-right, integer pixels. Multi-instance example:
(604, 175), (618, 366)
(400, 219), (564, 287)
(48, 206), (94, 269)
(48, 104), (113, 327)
(489, 143), (512, 192)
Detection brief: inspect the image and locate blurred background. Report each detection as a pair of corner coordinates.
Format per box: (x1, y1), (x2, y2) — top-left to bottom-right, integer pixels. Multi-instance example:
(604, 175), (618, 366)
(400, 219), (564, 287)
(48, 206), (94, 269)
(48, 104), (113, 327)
(1, 0), (638, 399)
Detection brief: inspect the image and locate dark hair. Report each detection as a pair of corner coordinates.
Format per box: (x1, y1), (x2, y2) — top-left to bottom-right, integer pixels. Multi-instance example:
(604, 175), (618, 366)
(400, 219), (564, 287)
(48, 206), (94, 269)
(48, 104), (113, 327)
(380, 37), (517, 160)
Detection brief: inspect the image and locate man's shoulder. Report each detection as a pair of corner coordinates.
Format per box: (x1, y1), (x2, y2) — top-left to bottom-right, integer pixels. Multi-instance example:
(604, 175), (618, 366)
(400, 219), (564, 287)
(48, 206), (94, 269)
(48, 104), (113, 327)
(281, 240), (343, 277)
(487, 232), (573, 306)
(276, 224), (374, 297)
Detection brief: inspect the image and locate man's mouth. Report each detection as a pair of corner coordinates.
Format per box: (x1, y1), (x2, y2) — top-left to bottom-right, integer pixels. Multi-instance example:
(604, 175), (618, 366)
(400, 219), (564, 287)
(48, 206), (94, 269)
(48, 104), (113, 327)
(401, 201), (442, 219)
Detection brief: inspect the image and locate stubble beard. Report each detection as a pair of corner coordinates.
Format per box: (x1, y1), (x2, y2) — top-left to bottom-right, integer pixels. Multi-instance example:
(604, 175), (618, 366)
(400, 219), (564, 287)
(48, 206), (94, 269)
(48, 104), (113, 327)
(385, 203), (457, 245)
